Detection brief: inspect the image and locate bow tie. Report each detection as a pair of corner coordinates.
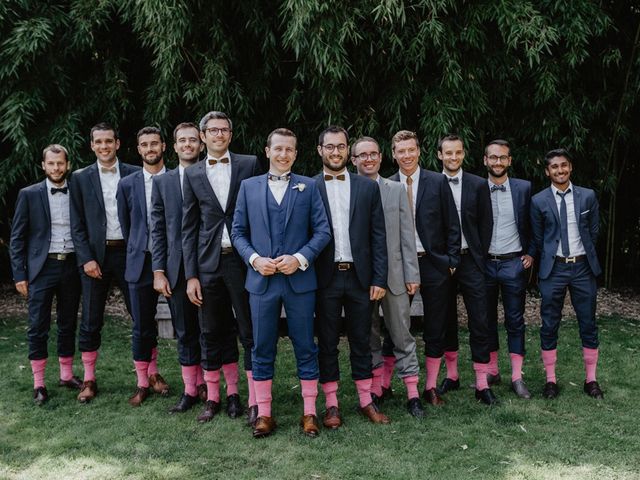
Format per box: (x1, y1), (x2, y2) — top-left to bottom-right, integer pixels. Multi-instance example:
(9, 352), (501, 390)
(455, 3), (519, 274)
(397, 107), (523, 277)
(325, 174), (346, 181)
(51, 187), (68, 195)
(208, 157), (229, 166)
(448, 177), (459, 185)
(268, 173), (290, 182)
(101, 166), (117, 174)
(490, 184), (506, 192)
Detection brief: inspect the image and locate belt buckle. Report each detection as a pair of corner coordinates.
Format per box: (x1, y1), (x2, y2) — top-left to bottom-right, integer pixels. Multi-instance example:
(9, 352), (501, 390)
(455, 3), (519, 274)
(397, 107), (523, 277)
(337, 263), (349, 271)
(566, 256), (577, 263)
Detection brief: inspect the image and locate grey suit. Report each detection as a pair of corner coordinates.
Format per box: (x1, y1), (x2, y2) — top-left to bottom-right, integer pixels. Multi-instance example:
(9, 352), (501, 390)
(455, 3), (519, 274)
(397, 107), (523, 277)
(370, 178), (420, 377)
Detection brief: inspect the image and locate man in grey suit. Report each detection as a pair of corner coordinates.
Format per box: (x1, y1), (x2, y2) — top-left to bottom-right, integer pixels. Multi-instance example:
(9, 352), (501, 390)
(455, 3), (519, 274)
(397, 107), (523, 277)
(351, 136), (424, 418)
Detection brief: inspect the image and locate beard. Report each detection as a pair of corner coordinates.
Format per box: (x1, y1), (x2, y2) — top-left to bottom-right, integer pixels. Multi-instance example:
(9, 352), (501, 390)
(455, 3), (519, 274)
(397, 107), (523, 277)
(487, 165), (508, 178)
(46, 170), (68, 185)
(143, 153), (163, 166)
(322, 155), (348, 172)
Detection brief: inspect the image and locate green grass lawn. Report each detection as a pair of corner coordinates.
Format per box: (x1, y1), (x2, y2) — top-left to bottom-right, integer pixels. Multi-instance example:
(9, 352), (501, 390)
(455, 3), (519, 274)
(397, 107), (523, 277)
(0, 314), (638, 480)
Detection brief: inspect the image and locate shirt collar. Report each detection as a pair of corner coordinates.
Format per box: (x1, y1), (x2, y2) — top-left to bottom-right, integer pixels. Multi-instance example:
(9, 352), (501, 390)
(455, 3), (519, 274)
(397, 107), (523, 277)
(488, 176), (510, 190)
(323, 168), (348, 177)
(443, 169), (462, 181)
(398, 168), (419, 182)
(143, 166), (165, 181)
(45, 178), (68, 190)
(97, 159), (120, 173)
(551, 181), (573, 196)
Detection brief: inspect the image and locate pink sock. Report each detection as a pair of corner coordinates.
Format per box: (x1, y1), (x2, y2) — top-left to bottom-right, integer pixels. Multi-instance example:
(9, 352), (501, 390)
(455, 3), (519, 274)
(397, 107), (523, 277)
(541, 349), (557, 383)
(203, 369), (221, 402)
(134, 361), (150, 388)
(222, 362), (239, 396)
(81, 351), (98, 382)
(403, 375), (420, 400)
(182, 365), (198, 397)
(321, 381), (339, 409)
(355, 378), (373, 408)
(510, 353), (524, 381)
(58, 356), (74, 381)
(473, 362), (489, 390)
(300, 379), (318, 416)
(371, 366), (384, 397)
(148, 347), (159, 375)
(444, 351), (459, 381)
(583, 347), (599, 383)
(31, 359), (47, 389)
(425, 356), (442, 390)
(246, 370), (256, 407)
(196, 367), (205, 386)
(489, 351), (499, 376)
(382, 356), (395, 389)
(254, 379), (273, 417)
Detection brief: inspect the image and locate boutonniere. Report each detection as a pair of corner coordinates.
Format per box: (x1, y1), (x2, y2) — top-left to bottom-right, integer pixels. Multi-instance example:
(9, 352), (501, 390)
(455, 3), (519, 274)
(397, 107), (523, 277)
(293, 182), (306, 192)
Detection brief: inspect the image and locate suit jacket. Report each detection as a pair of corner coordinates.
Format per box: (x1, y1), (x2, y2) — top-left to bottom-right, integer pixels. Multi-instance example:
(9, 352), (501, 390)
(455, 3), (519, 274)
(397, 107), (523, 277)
(314, 172), (388, 290)
(150, 168), (184, 289)
(457, 171), (493, 272)
(231, 173), (331, 295)
(378, 177), (420, 295)
(390, 168), (460, 283)
(182, 152), (259, 279)
(530, 185), (601, 279)
(504, 177), (534, 256)
(70, 161), (140, 267)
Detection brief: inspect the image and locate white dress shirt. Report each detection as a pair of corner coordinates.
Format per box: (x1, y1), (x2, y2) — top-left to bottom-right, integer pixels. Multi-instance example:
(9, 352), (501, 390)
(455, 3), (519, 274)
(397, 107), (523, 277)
(488, 178), (522, 255)
(443, 170), (468, 250)
(98, 160), (123, 240)
(324, 169), (353, 262)
(552, 182), (586, 257)
(46, 179), (74, 254)
(178, 164), (185, 198)
(398, 169), (426, 253)
(206, 150), (232, 248)
(144, 167), (166, 251)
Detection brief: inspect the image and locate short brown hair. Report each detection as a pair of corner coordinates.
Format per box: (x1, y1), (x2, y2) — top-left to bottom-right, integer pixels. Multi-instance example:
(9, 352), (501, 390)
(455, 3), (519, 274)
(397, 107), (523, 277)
(391, 130), (419, 150)
(90, 122), (118, 142)
(136, 126), (163, 143)
(267, 128), (297, 147)
(438, 134), (464, 152)
(351, 136), (380, 155)
(42, 144), (69, 162)
(173, 122), (199, 141)
(484, 139), (511, 156)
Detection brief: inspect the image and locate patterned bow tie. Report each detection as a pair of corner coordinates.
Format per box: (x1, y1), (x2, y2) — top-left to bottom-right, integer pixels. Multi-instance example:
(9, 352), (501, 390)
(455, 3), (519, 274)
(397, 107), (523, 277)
(490, 184), (506, 192)
(325, 174), (346, 181)
(51, 187), (68, 195)
(101, 166), (117, 174)
(208, 157), (229, 166)
(448, 177), (459, 185)
(268, 172), (290, 182)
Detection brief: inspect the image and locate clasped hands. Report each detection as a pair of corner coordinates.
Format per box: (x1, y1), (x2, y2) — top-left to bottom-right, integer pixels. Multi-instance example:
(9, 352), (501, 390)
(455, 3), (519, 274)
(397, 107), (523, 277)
(254, 255), (299, 276)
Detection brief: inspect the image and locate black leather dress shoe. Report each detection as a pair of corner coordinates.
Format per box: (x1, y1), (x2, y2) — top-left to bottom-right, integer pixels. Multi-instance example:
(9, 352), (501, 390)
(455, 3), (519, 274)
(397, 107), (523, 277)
(583, 381), (604, 400)
(487, 373), (502, 386)
(246, 405), (259, 428)
(381, 386), (393, 401)
(169, 393), (199, 413)
(371, 392), (381, 407)
(542, 381), (559, 399)
(33, 387), (48, 406)
(226, 393), (244, 418)
(422, 388), (445, 406)
(437, 378), (460, 395)
(475, 388), (499, 405)
(58, 375), (83, 390)
(406, 397), (425, 418)
(197, 400), (221, 423)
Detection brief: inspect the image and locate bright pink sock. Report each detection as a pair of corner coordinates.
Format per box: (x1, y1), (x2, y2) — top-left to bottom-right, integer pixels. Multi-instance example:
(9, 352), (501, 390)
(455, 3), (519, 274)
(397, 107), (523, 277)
(203, 369), (221, 402)
(81, 351), (98, 382)
(222, 362), (239, 396)
(321, 381), (339, 409)
(489, 350), (500, 376)
(196, 367), (205, 386)
(371, 366), (384, 397)
(58, 356), (74, 381)
(134, 361), (150, 388)
(148, 347), (159, 375)
(510, 353), (524, 381)
(254, 379), (273, 417)
(31, 359), (47, 389)
(403, 375), (420, 400)
(583, 347), (599, 383)
(182, 365), (198, 397)
(382, 356), (395, 389)
(300, 379), (318, 416)
(355, 378), (373, 408)
(541, 349), (557, 383)
(425, 356), (442, 390)
(246, 370), (257, 407)
(473, 362), (489, 390)
(444, 351), (459, 381)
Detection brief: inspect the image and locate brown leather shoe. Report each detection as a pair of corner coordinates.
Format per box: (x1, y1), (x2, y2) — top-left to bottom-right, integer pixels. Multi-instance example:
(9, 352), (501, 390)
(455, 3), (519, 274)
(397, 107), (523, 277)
(300, 414), (320, 437)
(197, 383), (207, 403)
(129, 386), (150, 407)
(148, 373), (170, 396)
(77, 380), (98, 403)
(253, 416), (277, 438)
(197, 400), (221, 423)
(322, 406), (342, 429)
(33, 387), (48, 406)
(58, 375), (83, 390)
(360, 403), (390, 424)
(422, 388), (445, 406)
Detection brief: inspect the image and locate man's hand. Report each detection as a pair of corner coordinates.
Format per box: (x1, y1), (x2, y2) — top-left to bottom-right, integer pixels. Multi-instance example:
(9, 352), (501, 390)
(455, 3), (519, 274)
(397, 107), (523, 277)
(15, 281), (28, 297)
(370, 286), (386, 301)
(186, 278), (203, 306)
(154, 271), (172, 297)
(405, 282), (419, 296)
(274, 255), (300, 275)
(521, 254), (533, 269)
(253, 257), (278, 276)
(83, 260), (102, 279)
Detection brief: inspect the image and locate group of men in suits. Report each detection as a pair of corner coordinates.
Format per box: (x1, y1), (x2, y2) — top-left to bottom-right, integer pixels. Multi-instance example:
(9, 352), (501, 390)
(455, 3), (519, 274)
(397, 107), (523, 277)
(9, 115), (604, 438)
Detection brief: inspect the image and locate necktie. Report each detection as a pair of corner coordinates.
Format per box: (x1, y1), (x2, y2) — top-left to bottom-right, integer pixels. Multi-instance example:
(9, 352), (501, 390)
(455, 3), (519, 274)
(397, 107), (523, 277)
(557, 189), (571, 257)
(51, 187), (68, 195)
(406, 176), (414, 215)
(101, 166), (117, 174)
(325, 174), (346, 181)
(208, 157), (229, 166)
(448, 177), (459, 185)
(268, 173), (290, 182)
(490, 184), (506, 192)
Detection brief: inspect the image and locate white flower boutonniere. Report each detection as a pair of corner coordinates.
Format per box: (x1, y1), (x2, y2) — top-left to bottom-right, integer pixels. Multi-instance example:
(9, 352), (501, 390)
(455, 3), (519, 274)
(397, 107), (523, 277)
(293, 182), (306, 192)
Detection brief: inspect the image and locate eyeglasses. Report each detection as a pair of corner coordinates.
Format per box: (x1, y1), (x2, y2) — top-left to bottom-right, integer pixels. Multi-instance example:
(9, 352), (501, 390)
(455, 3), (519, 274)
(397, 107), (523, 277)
(205, 127), (232, 136)
(354, 152), (380, 161)
(486, 155), (510, 163)
(322, 143), (347, 153)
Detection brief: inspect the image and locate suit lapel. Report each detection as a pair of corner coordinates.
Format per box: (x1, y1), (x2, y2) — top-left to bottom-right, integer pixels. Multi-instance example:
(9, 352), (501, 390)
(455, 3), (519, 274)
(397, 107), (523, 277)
(259, 175), (270, 235)
(285, 174), (299, 228)
(317, 176), (332, 226)
(170, 169), (182, 206)
(545, 188), (560, 225)
(195, 161), (224, 212)
(379, 178), (391, 205)
(572, 186), (581, 225)
(89, 164), (105, 211)
(38, 181), (51, 226)
(227, 152), (240, 214)
(135, 171), (146, 219)
(416, 169), (427, 208)
(509, 178), (520, 225)
(348, 172), (357, 224)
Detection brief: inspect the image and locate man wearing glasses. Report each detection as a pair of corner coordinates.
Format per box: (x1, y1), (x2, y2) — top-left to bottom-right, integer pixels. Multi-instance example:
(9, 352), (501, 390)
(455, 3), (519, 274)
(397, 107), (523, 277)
(483, 140), (534, 399)
(182, 111), (260, 424)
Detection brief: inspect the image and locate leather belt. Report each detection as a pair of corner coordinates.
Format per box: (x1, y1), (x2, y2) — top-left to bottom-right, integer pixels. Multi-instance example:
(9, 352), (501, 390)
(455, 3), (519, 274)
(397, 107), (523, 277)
(555, 255), (586, 264)
(460, 248), (469, 255)
(488, 252), (522, 261)
(48, 253), (74, 261)
(417, 251), (427, 258)
(106, 239), (125, 248)
(335, 262), (353, 271)
(221, 247), (234, 255)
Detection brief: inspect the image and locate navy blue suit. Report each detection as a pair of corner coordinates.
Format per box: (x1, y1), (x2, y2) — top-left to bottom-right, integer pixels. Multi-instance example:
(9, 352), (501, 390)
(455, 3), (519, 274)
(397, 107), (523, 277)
(531, 185), (600, 350)
(10, 179), (80, 360)
(150, 168), (200, 366)
(232, 173), (331, 380)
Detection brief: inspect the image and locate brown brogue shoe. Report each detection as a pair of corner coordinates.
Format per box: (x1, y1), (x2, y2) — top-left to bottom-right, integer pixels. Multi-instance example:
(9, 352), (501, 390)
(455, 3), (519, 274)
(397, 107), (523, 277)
(300, 414), (320, 437)
(253, 416), (277, 438)
(129, 386), (150, 407)
(77, 380), (98, 403)
(360, 403), (390, 424)
(58, 375), (83, 390)
(322, 406), (342, 429)
(148, 373), (170, 396)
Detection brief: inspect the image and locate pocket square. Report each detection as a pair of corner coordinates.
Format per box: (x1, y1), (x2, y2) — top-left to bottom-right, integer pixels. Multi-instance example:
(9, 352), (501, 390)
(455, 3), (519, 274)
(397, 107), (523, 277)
(580, 210), (590, 215)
